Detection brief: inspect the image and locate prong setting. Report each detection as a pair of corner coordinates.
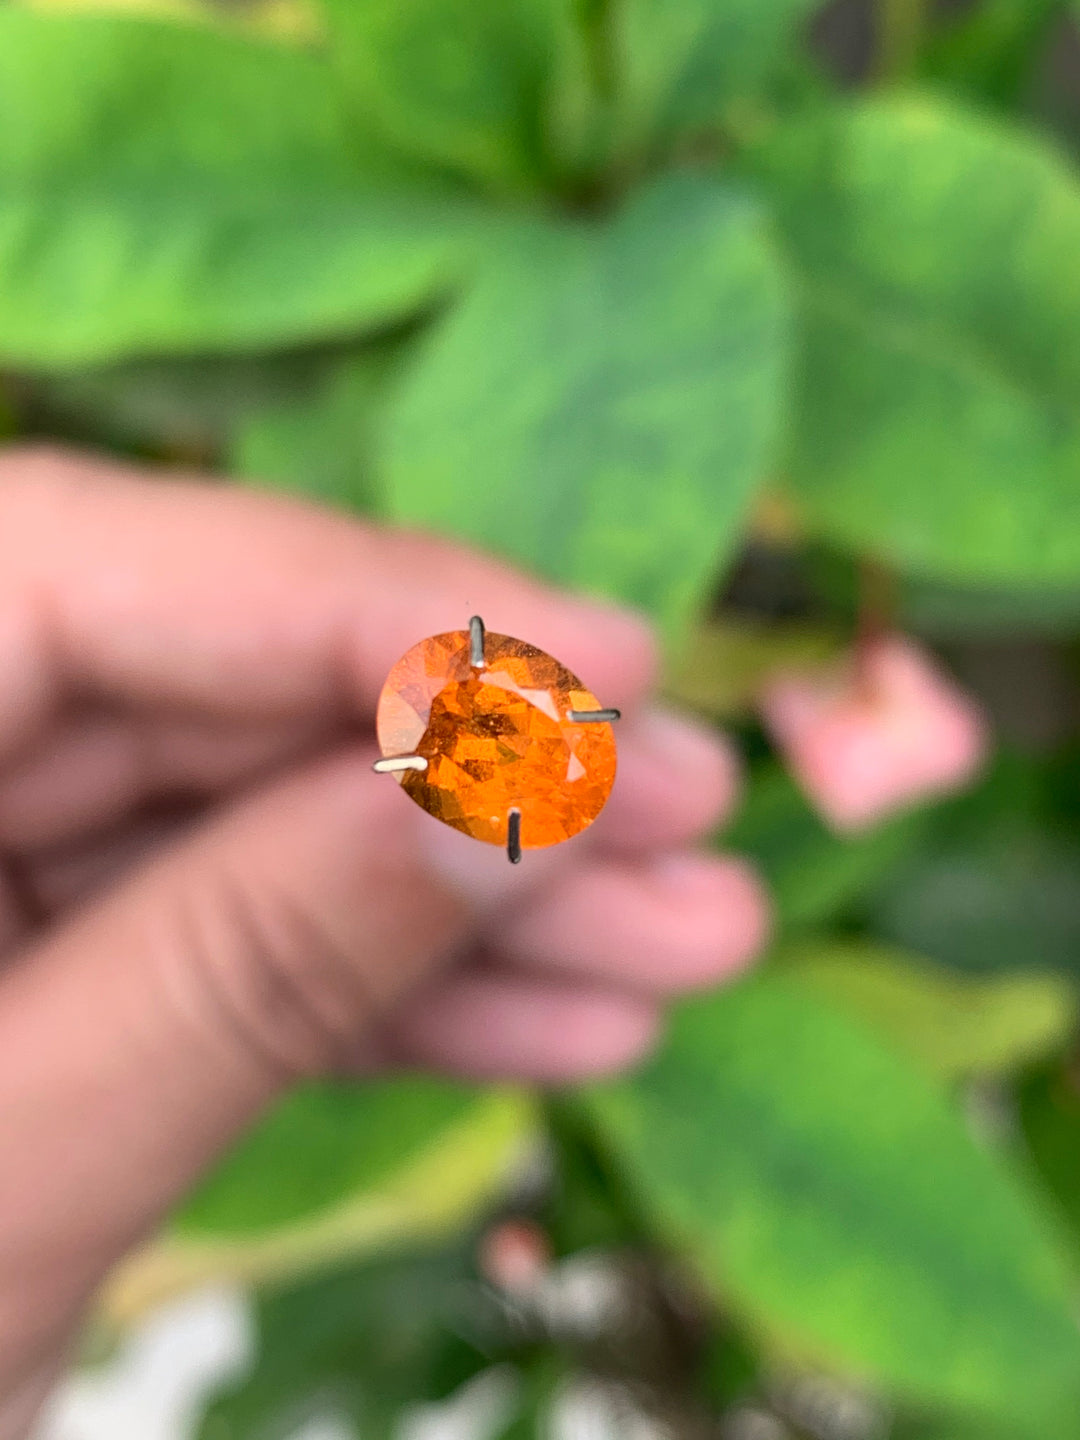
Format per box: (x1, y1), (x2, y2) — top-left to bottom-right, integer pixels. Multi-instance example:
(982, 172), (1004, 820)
(469, 615), (486, 669)
(372, 754), (429, 774)
(507, 807), (523, 864)
(567, 708), (621, 723)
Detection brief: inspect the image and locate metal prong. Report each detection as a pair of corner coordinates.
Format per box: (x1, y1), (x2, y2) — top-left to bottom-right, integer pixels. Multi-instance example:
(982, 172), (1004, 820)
(469, 615), (486, 668)
(567, 708), (621, 723)
(372, 754), (428, 774)
(507, 807), (522, 865)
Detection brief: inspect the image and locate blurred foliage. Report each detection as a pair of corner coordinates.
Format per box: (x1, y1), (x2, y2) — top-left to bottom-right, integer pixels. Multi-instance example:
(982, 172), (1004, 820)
(749, 94), (1080, 586)
(778, 939), (1077, 1081)
(383, 174), (788, 636)
(664, 615), (842, 719)
(5, 0), (1080, 1434)
(174, 1079), (488, 1237)
(101, 1086), (534, 1326)
(867, 754), (1080, 977)
(728, 758), (935, 931)
(583, 973), (1080, 1429)
(195, 1242), (500, 1439)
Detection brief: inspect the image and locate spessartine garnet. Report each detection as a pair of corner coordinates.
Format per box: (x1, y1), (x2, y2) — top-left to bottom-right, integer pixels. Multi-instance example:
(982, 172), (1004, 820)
(375, 626), (617, 852)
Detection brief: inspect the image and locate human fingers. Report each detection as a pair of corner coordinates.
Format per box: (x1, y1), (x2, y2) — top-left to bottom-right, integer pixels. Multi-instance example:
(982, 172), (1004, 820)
(384, 968), (661, 1082)
(0, 447), (655, 762)
(0, 745), (470, 1394)
(11, 808), (194, 917)
(5, 703), (741, 900)
(19, 833), (764, 1095)
(410, 707), (743, 912)
(379, 854), (768, 1089)
(589, 706), (742, 853)
(0, 861), (31, 951)
(0, 709), (338, 851)
(495, 853), (769, 992)
(0, 706), (751, 1388)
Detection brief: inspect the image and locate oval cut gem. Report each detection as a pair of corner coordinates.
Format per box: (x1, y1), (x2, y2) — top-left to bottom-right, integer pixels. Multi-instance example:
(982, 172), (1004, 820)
(376, 630), (617, 849)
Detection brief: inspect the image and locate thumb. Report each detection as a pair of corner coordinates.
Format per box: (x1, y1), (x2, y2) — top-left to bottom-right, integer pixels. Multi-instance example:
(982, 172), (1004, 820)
(0, 744), (468, 1388)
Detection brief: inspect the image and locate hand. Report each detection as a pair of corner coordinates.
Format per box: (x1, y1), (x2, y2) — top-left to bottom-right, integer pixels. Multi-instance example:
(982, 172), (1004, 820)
(0, 448), (768, 1436)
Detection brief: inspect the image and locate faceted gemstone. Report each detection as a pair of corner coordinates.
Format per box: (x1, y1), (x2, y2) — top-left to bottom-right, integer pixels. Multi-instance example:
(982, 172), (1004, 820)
(376, 629), (617, 850)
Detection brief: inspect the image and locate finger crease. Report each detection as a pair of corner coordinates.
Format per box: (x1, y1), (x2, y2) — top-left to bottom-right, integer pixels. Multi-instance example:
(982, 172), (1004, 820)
(0, 851), (46, 936)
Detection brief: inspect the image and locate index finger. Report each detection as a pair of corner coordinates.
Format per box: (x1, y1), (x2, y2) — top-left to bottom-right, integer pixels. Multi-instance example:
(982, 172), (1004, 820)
(0, 447), (657, 756)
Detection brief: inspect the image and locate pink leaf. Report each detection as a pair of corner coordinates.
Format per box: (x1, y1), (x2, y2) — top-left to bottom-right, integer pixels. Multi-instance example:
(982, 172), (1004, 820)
(761, 635), (989, 832)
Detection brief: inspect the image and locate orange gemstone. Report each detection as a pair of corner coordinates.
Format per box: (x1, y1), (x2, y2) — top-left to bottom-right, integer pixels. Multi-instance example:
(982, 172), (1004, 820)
(376, 630), (617, 850)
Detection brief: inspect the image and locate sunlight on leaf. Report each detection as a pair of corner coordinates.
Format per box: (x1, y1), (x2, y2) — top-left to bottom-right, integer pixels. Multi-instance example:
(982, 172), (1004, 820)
(583, 974), (1080, 1426)
(384, 173), (790, 641)
(753, 96), (1080, 585)
(781, 938), (1077, 1081)
(100, 1087), (535, 1326)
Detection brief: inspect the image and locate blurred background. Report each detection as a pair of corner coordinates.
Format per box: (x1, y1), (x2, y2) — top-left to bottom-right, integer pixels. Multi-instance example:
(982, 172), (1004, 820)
(7, 0), (1080, 1434)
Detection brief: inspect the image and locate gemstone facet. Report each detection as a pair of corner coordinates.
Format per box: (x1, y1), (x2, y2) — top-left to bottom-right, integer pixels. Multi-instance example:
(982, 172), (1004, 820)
(376, 630), (617, 850)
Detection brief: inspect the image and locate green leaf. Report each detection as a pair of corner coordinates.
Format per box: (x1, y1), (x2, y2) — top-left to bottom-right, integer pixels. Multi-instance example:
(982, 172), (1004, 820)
(726, 762), (931, 932)
(0, 11), (480, 367)
(804, 542), (1080, 640)
(0, 381), (15, 441)
(1019, 1063), (1080, 1250)
(610, 0), (823, 158)
(865, 757), (1080, 979)
(582, 974), (1080, 1425)
(197, 1243), (494, 1440)
(891, 1414), (1073, 1440)
(492, 1355), (566, 1440)
(176, 1078), (479, 1236)
(383, 173), (790, 639)
(754, 96), (1080, 585)
(101, 1084), (533, 1325)
(900, 573), (1080, 638)
(782, 939), (1077, 1081)
(544, 0), (616, 186)
(664, 617), (842, 721)
(232, 346), (401, 514)
(318, 0), (573, 191)
(543, 1095), (648, 1255)
(918, 0), (1065, 108)
(24, 348), (345, 457)
(872, 826), (1080, 979)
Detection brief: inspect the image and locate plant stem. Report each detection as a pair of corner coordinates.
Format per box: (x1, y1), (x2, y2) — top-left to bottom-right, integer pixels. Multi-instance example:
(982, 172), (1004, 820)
(855, 556), (897, 698)
(876, 0), (929, 83)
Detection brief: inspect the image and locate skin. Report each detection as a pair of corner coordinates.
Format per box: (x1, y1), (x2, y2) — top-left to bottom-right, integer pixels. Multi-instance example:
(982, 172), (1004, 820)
(0, 447), (769, 1438)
